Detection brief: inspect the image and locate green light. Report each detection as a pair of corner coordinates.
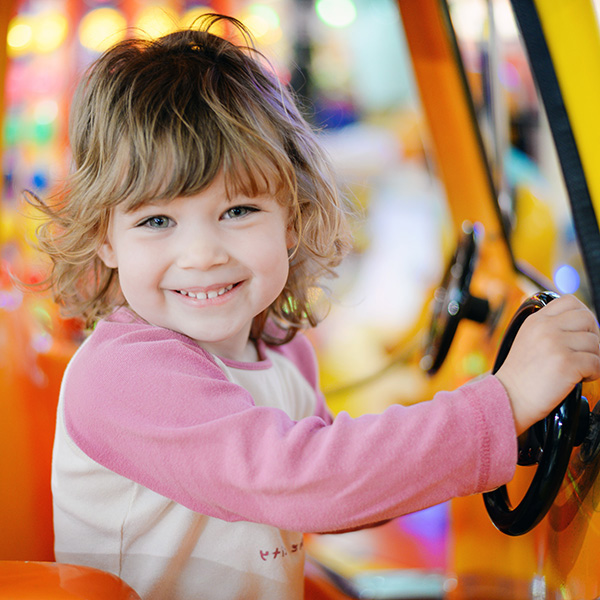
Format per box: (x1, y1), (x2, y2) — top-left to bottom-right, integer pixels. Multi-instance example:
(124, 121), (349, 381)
(249, 4), (280, 29)
(315, 0), (357, 28)
(4, 116), (21, 146)
(32, 121), (54, 145)
(463, 352), (487, 376)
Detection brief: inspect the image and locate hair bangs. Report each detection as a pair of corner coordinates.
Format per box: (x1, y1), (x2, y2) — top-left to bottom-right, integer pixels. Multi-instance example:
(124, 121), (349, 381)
(222, 143), (295, 205)
(113, 119), (296, 213)
(108, 121), (223, 213)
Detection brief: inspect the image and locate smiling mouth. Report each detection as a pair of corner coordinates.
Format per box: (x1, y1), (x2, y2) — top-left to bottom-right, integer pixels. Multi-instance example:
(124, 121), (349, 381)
(177, 283), (236, 300)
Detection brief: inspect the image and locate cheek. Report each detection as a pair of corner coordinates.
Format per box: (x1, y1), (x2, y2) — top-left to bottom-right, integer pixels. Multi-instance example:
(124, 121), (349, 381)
(116, 250), (159, 293)
(116, 265), (144, 304)
(251, 236), (290, 288)
(269, 243), (291, 292)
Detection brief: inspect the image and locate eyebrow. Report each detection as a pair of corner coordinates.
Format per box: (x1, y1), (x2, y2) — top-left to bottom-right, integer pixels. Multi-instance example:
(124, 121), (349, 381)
(121, 198), (171, 213)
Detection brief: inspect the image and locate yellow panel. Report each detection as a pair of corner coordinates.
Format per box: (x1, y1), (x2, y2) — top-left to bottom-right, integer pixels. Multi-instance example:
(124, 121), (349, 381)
(534, 0), (600, 224)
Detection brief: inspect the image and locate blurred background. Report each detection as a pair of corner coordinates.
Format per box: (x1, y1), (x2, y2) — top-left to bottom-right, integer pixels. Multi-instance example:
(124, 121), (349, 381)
(0, 0), (450, 416)
(0, 0), (590, 583)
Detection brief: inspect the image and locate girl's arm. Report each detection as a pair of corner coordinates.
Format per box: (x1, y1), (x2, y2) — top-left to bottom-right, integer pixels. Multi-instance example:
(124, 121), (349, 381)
(61, 320), (516, 534)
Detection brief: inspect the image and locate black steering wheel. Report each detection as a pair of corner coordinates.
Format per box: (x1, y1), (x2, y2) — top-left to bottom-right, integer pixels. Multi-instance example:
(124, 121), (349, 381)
(422, 222), (490, 375)
(483, 291), (587, 536)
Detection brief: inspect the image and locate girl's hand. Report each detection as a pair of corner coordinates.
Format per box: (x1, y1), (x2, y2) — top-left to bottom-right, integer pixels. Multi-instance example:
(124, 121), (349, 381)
(495, 294), (600, 435)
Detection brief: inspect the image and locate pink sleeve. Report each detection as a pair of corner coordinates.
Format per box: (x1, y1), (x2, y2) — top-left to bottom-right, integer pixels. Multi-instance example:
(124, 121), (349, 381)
(63, 322), (517, 533)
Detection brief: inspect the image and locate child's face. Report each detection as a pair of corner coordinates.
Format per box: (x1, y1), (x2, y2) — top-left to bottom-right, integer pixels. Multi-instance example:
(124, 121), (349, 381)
(98, 172), (293, 361)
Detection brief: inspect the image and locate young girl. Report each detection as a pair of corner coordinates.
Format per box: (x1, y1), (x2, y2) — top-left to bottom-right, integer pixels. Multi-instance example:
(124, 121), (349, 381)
(32, 14), (600, 600)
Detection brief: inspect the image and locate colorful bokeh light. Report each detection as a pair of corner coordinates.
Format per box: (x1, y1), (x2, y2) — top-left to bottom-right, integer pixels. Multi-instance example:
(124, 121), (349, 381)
(78, 7), (127, 52)
(7, 12), (69, 57)
(315, 0), (357, 28)
(554, 264), (581, 294)
(33, 99), (59, 126)
(242, 4), (282, 44)
(32, 12), (69, 54)
(134, 5), (179, 39)
(180, 5), (212, 29)
(7, 17), (33, 56)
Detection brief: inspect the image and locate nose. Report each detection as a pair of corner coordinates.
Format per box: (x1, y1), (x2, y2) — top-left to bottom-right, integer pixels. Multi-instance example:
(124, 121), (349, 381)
(175, 228), (229, 271)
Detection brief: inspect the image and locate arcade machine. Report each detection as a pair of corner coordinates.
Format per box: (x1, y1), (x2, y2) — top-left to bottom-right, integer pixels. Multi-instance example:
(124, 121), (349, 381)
(8, 0), (600, 598)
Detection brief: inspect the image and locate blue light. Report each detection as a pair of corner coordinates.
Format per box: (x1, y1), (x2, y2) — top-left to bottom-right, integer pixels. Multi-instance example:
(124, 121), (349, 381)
(554, 264), (580, 294)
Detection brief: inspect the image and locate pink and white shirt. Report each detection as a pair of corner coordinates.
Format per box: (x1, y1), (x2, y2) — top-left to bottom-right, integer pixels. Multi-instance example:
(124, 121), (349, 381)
(52, 308), (517, 599)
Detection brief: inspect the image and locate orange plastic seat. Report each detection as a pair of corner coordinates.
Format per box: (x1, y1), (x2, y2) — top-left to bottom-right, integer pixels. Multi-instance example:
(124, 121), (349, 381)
(0, 290), (143, 598)
(0, 562), (141, 599)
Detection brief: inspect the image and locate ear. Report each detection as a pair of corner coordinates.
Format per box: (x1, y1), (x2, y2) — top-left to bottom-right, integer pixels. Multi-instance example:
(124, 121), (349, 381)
(97, 238), (118, 269)
(286, 222), (297, 251)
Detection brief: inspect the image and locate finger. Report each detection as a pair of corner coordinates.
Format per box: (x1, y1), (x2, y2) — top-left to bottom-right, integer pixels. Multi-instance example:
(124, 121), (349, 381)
(556, 311), (600, 336)
(540, 294), (588, 316)
(561, 340), (600, 382)
(533, 296), (600, 336)
(576, 353), (600, 382)
(557, 331), (600, 355)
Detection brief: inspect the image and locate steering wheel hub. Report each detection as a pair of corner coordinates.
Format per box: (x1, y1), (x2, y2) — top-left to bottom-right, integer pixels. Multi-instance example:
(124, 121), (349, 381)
(423, 222), (490, 374)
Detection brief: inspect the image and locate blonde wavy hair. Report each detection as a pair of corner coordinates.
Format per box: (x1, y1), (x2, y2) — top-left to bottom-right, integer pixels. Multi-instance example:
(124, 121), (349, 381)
(30, 14), (352, 343)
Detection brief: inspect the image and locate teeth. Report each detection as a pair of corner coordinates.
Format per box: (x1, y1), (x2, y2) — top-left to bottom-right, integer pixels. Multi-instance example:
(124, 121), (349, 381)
(220, 284), (234, 295)
(179, 284), (234, 300)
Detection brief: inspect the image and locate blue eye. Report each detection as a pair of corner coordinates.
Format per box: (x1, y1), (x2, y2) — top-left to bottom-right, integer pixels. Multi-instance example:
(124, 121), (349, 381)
(139, 215), (173, 228)
(223, 206), (258, 219)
